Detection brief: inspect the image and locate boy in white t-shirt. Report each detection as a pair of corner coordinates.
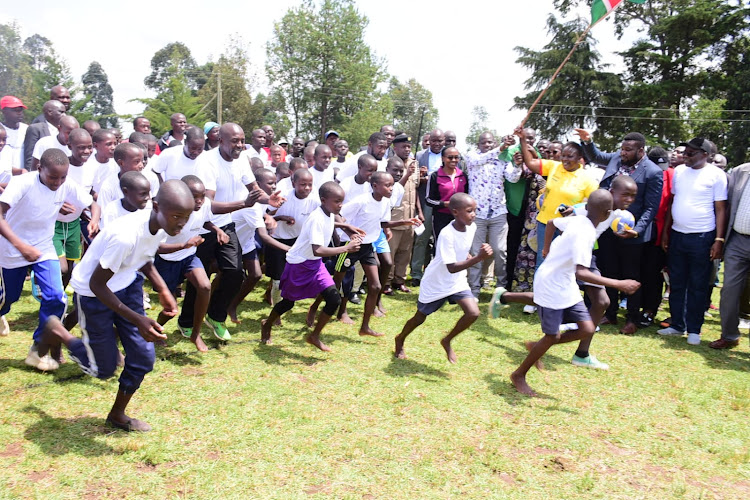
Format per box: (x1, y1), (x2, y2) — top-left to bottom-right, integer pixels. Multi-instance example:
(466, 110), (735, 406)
(97, 143), (150, 214)
(0, 149), (100, 371)
(395, 193), (491, 363)
(31, 115), (78, 171)
(100, 172), (151, 228)
(89, 129), (119, 194)
(498, 190), (640, 396)
(37, 180), (195, 432)
(276, 157), (307, 195)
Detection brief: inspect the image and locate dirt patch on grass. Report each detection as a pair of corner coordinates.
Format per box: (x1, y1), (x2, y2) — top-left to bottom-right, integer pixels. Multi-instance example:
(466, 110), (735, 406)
(0, 441), (24, 457)
(304, 481), (333, 495)
(26, 470), (52, 482)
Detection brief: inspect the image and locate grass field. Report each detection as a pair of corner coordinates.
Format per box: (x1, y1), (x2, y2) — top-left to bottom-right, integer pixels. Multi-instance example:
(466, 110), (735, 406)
(1, 278), (749, 499)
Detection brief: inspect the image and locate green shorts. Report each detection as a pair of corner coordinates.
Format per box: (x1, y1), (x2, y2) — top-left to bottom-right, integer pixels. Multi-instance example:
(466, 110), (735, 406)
(53, 219), (82, 261)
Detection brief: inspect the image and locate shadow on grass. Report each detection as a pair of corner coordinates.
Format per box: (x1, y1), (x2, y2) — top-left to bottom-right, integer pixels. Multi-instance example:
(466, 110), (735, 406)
(23, 406), (120, 457)
(383, 356), (449, 380)
(656, 335), (750, 372)
(484, 373), (560, 404)
(477, 336), (569, 371)
(252, 343), (325, 366)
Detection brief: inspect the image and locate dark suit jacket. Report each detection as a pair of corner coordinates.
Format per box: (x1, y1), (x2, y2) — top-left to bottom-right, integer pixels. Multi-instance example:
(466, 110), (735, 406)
(583, 142), (663, 244)
(31, 114), (45, 125)
(726, 163), (750, 245)
(23, 122), (51, 170)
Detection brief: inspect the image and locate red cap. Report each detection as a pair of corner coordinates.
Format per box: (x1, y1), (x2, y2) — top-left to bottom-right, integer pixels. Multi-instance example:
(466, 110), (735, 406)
(0, 96), (27, 109)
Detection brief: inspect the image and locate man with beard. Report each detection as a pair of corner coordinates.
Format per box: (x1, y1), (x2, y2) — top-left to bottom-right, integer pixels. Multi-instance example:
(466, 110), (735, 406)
(337, 132), (388, 180)
(157, 113), (188, 152)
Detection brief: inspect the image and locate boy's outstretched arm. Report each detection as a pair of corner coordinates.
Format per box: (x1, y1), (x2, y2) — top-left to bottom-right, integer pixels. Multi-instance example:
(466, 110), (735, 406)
(575, 265), (640, 295)
(446, 243), (493, 274)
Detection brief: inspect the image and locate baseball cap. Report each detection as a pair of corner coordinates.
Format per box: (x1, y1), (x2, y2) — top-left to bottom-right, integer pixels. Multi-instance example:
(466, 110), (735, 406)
(679, 137), (711, 153)
(325, 130), (339, 139)
(0, 96), (27, 109)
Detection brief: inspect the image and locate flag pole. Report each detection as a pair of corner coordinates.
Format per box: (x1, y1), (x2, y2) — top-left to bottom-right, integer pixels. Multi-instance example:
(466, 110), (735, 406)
(519, 6), (623, 128)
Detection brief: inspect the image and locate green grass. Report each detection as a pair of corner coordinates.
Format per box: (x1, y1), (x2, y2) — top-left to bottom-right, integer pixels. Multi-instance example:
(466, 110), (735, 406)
(1, 279), (749, 499)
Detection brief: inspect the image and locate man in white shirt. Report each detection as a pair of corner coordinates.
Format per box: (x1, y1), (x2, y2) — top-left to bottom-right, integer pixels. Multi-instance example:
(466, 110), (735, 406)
(0, 96), (28, 174)
(337, 132), (388, 180)
(659, 138), (728, 345)
(151, 126), (205, 183)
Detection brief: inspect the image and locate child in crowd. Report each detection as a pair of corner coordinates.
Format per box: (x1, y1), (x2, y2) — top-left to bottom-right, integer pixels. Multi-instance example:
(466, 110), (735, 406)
(89, 129), (119, 194)
(97, 143), (149, 213)
(260, 181), (363, 351)
(100, 171), (152, 228)
(310, 144), (334, 191)
(395, 193), (491, 363)
(276, 157), (305, 194)
(0, 149), (100, 371)
(37, 180), (195, 431)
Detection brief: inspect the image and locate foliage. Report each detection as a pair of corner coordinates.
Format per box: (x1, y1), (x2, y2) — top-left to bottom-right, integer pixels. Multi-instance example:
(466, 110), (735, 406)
(465, 106), (499, 151)
(79, 61), (118, 129)
(389, 77), (438, 142)
(133, 74), (208, 137)
(144, 42), (201, 93)
(0, 23), (34, 106)
(337, 92), (393, 149)
(512, 15), (625, 149)
(249, 92), (292, 142)
(267, 0), (385, 141)
(720, 35), (750, 165)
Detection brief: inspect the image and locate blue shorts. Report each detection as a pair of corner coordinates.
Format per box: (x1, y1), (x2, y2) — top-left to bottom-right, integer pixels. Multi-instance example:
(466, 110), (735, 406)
(154, 254), (204, 295)
(417, 289), (474, 316)
(373, 230), (390, 254)
(242, 248), (259, 262)
(538, 301), (591, 335)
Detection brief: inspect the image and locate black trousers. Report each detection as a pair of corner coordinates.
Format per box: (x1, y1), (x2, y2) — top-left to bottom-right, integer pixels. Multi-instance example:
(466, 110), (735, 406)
(505, 211), (525, 288)
(640, 242), (666, 314)
(594, 230), (644, 323)
(179, 224), (244, 326)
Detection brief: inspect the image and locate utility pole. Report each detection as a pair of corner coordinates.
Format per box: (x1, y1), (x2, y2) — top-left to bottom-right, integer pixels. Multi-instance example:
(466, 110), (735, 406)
(217, 72), (222, 123)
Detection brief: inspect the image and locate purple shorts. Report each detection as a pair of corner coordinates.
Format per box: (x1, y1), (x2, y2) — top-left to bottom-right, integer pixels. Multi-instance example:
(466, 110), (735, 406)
(538, 301), (591, 335)
(280, 259), (335, 302)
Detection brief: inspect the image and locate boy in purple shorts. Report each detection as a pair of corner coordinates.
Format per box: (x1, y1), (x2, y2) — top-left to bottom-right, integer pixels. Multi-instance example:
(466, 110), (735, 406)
(497, 189), (640, 396)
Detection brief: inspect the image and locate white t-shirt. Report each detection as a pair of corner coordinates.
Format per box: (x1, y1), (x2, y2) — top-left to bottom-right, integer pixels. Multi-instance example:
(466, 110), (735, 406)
(143, 167), (160, 197)
(272, 189), (320, 240)
(233, 203), (267, 255)
(0, 172), (92, 269)
(286, 206), (335, 264)
(339, 193), (391, 244)
(391, 182), (405, 208)
(339, 176), (372, 203)
(101, 199), (138, 229)
(70, 209), (167, 297)
(310, 166), (334, 192)
(57, 161), (97, 223)
(276, 176), (293, 195)
(160, 198), (212, 262)
(150, 145), (201, 182)
(418, 222), (476, 303)
(88, 156), (119, 194)
(0, 147), (12, 184)
(337, 150), (387, 180)
(534, 216), (597, 309)
(573, 205), (625, 238)
(671, 164), (728, 233)
(32, 134), (70, 160)
(197, 148), (255, 228)
(96, 173), (123, 214)
(2, 122), (27, 170)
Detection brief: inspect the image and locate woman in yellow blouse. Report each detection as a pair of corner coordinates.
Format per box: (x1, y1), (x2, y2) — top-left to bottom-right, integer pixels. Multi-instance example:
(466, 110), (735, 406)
(514, 126), (598, 267)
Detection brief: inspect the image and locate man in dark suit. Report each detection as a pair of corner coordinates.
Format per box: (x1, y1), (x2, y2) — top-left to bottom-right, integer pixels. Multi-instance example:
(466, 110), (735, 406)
(577, 129), (664, 334)
(710, 162), (750, 349)
(23, 100), (66, 170)
(30, 85), (71, 124)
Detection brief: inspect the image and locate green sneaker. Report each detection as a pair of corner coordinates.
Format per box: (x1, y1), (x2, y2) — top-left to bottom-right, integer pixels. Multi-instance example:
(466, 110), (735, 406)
(489, 287), (510, 319)
(571, 354), (609, 370)
(204, 317), (231, 341)
(177, 325), (192, 339)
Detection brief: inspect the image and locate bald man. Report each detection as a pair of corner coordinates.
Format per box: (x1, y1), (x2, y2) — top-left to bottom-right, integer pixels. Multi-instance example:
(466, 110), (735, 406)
(23, 100), (66, 170)
(157, 113), (187, 152)
(31, 85), (71, 125)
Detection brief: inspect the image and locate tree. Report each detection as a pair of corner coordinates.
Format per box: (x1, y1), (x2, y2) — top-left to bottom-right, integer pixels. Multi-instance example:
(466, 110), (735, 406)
(249, 92), (292, 141)
(80, 61), (117, 128)
(133, 74), (208, 136)
(465, 106), (499, 151)
(144, 42), (200, 93)
(267, 0), (385, 140)
(338, 93), (393, 149)
(389, 77), (438, 141)
(722, 35), (750, 165)
(0, 23), (34, 104)
(512, 15), (625, 149)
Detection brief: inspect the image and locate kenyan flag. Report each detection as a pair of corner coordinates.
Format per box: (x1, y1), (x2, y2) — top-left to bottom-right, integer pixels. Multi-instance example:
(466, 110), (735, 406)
(591, 0), (646, 24)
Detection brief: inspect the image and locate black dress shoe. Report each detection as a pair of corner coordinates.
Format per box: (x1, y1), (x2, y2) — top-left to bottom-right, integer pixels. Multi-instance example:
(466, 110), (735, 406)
(410, 278), (421, 286)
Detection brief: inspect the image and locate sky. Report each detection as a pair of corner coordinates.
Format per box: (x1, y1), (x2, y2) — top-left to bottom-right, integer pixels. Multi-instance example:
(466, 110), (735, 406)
(0, 0), (637, 149)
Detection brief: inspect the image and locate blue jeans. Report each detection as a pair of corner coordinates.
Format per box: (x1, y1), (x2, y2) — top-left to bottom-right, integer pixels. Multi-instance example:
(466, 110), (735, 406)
(668, 230), (716, 333)
(535, 221), (560, 269)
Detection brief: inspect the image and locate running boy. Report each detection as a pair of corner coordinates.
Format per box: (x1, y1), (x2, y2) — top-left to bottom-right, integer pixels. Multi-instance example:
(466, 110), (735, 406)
(260, 181), (363, 351)
(37, 180), (195, 431)
(0, 149), (100, 371)
(394, 193), (491, 363)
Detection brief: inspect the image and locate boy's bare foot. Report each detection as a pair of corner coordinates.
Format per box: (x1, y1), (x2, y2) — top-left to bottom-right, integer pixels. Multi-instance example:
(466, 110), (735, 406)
(359, 327), (384, 337)
(525, 341), (545, 371)
(192, 336), (208, 353)
(373, 308), (385, 318)
(306, 307), (317, 327)
(106, 414), (151, 432)
(260, 319), (273, 345)
(394, 335), (407, 359)
(377, 302), (387, 314)
(440, 337), (457, 364)
(264, 288), (272, 305)
(274, 318), (282, 326)
(227, 307), (241, 324)
(338, 312), (354, 325)
(305, 334), (331, 352)
(510, 371), (537, 397)
(154, 338), (167, 347)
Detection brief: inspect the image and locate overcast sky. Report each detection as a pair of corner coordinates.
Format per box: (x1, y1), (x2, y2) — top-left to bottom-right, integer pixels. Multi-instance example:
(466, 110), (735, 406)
(1, 0), (635, 148)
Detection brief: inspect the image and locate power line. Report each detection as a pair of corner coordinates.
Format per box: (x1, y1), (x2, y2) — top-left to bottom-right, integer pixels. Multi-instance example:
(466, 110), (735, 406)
(527, 110), (750, 122)
(517, 102), (750, 114)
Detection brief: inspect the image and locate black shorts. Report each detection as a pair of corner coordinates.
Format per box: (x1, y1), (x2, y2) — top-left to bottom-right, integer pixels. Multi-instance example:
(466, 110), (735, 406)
(334, 243), (377, 272)
(265, 237), (296, 280)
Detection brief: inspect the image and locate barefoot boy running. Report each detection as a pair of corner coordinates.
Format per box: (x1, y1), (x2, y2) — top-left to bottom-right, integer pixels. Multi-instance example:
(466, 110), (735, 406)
(37, 180), (194, 431)
(504, 189), (640, 396)
(394, 193), (492, 363)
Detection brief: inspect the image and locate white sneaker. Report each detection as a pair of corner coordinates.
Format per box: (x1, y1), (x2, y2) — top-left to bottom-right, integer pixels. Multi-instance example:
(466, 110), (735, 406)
(657, 326), (685, 336)
(559, 323), (577, 332)
(687, 333), (701, 345)
(0, 315), (9, 336)
(739, 318), (750, 330)
(25, 345), (59, 371)
(523, 305), (537, 314)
